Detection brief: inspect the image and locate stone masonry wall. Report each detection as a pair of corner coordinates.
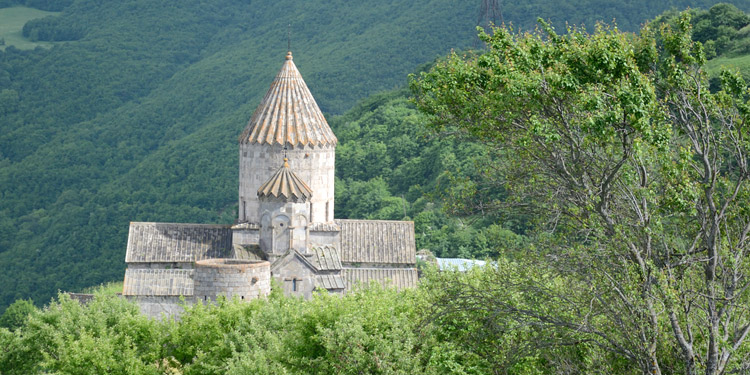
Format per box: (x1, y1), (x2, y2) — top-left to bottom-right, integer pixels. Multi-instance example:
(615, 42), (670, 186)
(259, 200), (310, 256)
(231, 223), (260, 246)
(193, 259), (271, 302)
(239, 143), (335, 224)
(131, 296), (186, 319)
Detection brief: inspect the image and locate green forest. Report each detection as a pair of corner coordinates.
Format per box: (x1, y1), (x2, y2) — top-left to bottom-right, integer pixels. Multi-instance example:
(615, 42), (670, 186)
(4, 0), (750, 373)
(2, 0), (749, 315)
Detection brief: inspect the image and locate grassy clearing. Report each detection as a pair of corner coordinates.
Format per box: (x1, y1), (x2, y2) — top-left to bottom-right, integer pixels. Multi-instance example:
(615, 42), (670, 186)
(705, 54), (750, 80)
(0, 6), (59, 50)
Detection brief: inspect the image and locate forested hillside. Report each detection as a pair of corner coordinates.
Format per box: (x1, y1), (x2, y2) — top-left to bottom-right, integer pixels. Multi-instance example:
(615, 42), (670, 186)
(2, 0), (750, 312)
(0, 0), (480, 311)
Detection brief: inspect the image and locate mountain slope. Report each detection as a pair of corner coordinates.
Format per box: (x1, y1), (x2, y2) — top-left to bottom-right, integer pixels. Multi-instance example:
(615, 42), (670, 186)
(2, 0), (750, 311)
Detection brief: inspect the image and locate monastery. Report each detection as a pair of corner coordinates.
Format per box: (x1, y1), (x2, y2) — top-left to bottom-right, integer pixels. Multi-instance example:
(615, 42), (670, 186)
(120, 52), (418, 317)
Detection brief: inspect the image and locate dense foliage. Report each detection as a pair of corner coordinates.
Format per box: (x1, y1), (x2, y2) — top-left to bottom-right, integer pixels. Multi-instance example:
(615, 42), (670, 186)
(4, 3), (750, 371)
(2, 0), (750, 314)
(330, 90), (529, 260)
(413, 10), (750, 375)
(0, 271), (635, 375)
(656, 3), (750, 58)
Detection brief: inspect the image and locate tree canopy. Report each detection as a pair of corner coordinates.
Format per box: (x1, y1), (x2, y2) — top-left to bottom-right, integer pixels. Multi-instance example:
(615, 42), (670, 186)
(412, 13), (750, 375)
(0, 271), (644, 375)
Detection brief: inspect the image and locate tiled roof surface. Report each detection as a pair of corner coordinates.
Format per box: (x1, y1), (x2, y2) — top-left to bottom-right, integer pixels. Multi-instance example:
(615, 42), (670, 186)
(122, 269), (194, 296)
(310, 245), (342, 271)
(239, 51), (337, 147)
(125, 222), (232, 263)
(342, 267), (418, 291)
(336, 220), (416, 264)
(315, 274), (346, 290)
(257, 159), (312, 202)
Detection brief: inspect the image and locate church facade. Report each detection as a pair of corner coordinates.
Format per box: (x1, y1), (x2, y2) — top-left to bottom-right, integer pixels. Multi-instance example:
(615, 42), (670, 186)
(121, 52), (418, 317)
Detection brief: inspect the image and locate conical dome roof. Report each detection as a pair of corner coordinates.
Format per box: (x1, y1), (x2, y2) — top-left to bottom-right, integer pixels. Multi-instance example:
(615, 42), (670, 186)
(240, 52), (337, 147)
(257, 158), (313, 202)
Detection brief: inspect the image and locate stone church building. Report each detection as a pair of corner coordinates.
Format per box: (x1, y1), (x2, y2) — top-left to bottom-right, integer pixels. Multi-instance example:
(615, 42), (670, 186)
(121, 52), (418, 317)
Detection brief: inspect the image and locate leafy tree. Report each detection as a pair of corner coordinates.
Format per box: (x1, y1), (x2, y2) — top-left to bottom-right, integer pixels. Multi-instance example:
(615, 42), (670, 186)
(655, 3), (750, 58)
(0, 299), (35, 330)
(412, 14), (750, 375)
(0, 292), (165, 374)
(420, 261), (634, 374)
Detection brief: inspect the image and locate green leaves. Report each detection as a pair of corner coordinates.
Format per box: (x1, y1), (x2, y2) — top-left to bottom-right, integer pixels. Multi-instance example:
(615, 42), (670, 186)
(0, 293), (164, 375)
(413, 11), (750, 374)
(0, 299), (35, 331)
(2, 288), (430, 375)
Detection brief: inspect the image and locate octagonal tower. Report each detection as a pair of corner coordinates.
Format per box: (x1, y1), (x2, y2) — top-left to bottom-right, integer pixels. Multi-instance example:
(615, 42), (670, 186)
(238, 51), (337, 225)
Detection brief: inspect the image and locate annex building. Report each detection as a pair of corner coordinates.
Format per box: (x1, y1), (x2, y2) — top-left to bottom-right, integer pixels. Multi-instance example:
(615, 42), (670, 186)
(120, 52), (418, 317)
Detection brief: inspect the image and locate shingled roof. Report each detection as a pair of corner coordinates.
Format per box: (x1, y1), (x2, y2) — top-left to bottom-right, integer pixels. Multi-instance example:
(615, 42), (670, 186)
(310, 245), (342, 271)
(336, 220), (416, 264)
(123, 269), (194, 296)
(125, 222), (233, 263)
(239, 51), (337, 147)
(342, 268), (418, 291)
(257, 158), (313, 202)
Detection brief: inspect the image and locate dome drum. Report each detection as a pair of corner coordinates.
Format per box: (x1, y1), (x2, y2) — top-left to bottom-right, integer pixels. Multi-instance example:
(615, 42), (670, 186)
(239, 141), (334, 225)
(238, 51), (336, 225)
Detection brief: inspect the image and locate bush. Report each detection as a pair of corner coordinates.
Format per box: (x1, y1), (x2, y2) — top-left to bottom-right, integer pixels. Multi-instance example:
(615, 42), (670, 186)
(0, 299), (35, 330)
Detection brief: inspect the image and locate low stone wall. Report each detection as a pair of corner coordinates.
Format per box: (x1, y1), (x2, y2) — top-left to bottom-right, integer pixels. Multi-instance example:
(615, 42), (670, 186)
(67, 293), (95, 304)
(128, 296), (187, 319)
(194, 259), (271, 302)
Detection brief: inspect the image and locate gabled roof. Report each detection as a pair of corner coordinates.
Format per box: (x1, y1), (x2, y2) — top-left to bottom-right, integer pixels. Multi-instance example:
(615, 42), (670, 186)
(239, 51), (337, 147)
(270, 249), (316, 274)
(257, 158), (313, 202)
(125, 222), (232, 263)
(315, 274), (346, 290)
(336, 220), (416, 264)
